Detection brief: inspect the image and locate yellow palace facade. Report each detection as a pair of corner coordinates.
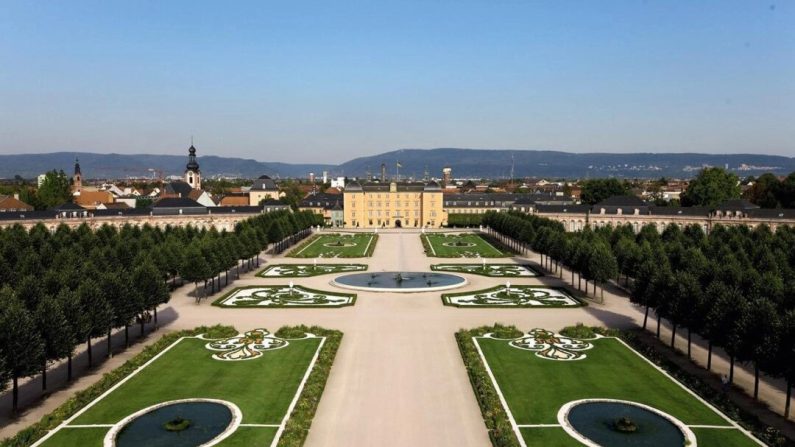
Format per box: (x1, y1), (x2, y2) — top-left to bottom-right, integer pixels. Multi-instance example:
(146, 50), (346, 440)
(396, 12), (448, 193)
(343, 181), (444, 228)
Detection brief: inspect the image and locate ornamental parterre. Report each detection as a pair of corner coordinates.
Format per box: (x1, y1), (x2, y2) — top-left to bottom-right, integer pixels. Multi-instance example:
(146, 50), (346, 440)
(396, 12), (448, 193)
(214, 285), (355, 307)
(443, 286), (582, 307)
(431, 263), (540, 277)
(258, 263), (367, 277)
(205, 329), (288, 361)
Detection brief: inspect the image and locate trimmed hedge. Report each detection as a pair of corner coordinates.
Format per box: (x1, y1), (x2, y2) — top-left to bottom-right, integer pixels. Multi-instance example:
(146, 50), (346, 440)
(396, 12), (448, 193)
(2, 324), (343, 447)
(619, 329), (793, 447)
(211, 285), (357, 308)
(458, 324), (793, 447)
(456, 324), (523, 447)
(256, 264), (369, 278)
(274, 325), (342, 447)
(446, 214), (484, 227)
(442, 285), (585, 309)
(1, 325), (238, 447)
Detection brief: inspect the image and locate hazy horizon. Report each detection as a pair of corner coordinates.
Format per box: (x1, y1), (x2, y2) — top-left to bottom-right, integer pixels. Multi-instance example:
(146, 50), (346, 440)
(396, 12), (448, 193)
(1, 1), (793, 163)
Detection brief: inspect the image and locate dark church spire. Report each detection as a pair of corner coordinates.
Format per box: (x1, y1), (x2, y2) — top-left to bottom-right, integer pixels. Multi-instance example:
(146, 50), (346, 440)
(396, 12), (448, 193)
(74, 157), (82, 176)
(186, 143), (200, 171)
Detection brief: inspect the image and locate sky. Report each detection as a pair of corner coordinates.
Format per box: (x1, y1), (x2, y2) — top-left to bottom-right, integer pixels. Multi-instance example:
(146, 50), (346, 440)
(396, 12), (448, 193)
(0, 1), (793, 164)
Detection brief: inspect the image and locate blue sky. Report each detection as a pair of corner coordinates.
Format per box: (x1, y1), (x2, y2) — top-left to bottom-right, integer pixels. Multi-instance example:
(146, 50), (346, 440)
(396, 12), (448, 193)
(0, 1), (792, 163)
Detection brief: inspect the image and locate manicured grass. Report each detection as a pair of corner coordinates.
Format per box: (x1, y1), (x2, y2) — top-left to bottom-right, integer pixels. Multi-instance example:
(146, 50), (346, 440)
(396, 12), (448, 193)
(431, 263), (541, 277)
(422, 233), (511, 258)
(212, 285), (356, 308)
(33, 326), (341, 447)
(287, 233), (377, 258)
(442, 286), (582, 308)
(257, 263), (368, 277)
(461, 326), (761, 447)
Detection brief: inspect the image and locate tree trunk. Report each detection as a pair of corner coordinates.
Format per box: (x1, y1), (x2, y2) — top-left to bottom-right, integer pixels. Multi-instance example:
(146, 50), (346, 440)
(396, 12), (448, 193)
(687, 329), (692, 360)
(753, 363), (760, 400)
(12, 376), (18, 413)
(785, 379), (792, 418)
(655, 316), (661, 338)
(87, 337), (93, 367)
(140, 315), (145, 336)
(67, 354), (73, 381)
(707, 341), (713, 371)
(107, 328), (112, 359)
(729, 355), (735, 384)
(643, 306), (650, 329)
(600, 283), (604, 302)
(154, 307), (158, 327)
(125, 324), (129, 348)
(670, 324), (676, 348)
(571, 269), (575, 283)
(42, 360), (47, 391)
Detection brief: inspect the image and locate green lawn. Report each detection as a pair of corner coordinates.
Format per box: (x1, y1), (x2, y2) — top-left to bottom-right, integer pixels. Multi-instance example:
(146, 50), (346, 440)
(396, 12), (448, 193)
(287, 233), (377, 258)
(38, 334), (324, 446)
(257, 263), (368, 277)
(422, 233), (511, 258)
(473, 335), (760, 446)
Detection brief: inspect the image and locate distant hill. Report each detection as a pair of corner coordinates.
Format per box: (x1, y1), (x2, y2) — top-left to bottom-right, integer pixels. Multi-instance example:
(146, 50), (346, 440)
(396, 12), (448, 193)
(338, 148), (795, 179)
(0, 149), (792, 180)
(0, 152), (335, 180)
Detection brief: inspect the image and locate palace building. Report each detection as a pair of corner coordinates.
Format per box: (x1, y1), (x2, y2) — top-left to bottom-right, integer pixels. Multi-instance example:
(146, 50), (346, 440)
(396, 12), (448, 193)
(343, 181), (443, 228)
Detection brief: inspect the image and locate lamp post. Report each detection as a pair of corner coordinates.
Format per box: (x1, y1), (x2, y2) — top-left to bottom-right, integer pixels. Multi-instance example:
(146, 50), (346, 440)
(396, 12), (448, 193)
(505, 280), (511, 297)
(289, 281), (294, 297)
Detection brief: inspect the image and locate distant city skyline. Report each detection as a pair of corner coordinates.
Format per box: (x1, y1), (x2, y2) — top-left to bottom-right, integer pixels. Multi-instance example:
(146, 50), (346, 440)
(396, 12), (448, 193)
(1, 1), (793, 163)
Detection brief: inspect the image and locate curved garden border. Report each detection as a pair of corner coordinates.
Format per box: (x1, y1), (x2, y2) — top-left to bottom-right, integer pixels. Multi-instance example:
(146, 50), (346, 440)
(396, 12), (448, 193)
(257, 263), (368, 278)
(212, 285), (357, 308)
(431, 263), (542, 278)
(442, 285), (584, 308)
(556, 398), (698, 447)
(102, 398), (242, 447)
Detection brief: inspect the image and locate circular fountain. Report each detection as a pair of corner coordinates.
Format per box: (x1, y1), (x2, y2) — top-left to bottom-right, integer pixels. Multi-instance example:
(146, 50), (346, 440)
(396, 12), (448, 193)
(104, 399), (241, 447)
(331, 271), (467, 293)
(557, 399), (696, 447)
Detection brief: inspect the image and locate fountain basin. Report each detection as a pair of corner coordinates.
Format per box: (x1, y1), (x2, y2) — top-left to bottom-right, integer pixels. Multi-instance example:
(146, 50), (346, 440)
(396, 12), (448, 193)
(104, 399), (242, 447)
(557, 399), (697, 447)
(331, 271), (467, 293)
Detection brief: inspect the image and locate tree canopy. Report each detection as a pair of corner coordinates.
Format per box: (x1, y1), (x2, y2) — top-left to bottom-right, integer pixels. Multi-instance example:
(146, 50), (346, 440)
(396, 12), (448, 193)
(681, 167), (741, 208)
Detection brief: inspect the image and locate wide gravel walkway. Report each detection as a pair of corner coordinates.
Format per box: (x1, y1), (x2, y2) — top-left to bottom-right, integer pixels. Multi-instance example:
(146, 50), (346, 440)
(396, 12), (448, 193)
(2, 229), (791, 445)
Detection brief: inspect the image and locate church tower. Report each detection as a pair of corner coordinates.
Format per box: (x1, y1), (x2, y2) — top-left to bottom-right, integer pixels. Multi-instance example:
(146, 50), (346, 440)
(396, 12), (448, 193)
(184, 144), (201, 190)
(72, 157), (82, 194)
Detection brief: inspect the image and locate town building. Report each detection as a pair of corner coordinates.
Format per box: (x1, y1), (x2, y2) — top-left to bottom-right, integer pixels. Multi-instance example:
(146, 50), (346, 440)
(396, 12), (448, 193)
(248, 175), (281, 205)
(0, 194), (34, 212)
(533, 196), (795, 233)
(299, 192), (344, 227)
(344, 181), (443, 228)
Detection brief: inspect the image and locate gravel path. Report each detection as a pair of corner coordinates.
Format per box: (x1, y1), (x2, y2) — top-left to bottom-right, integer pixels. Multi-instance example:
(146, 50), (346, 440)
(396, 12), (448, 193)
(2, 228), (792, 445)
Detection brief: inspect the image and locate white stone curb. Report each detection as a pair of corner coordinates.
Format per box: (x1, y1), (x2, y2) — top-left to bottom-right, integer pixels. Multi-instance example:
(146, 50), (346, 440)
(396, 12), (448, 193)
(556, 398), (697, 447)
(102, 398), (242, 447)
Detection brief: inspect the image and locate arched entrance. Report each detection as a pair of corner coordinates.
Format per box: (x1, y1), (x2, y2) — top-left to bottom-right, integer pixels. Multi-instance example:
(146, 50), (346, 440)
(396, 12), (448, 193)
(394, 220), (402, 228)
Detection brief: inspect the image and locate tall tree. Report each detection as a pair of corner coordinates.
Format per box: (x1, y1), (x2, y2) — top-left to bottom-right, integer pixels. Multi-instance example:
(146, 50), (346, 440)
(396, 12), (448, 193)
(34, 294), (74, 390)
(36, 170), (73, 208)
(0, 287), (45, 412)
(681, 167), (741, 208)
(580, 178), (632, 205)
